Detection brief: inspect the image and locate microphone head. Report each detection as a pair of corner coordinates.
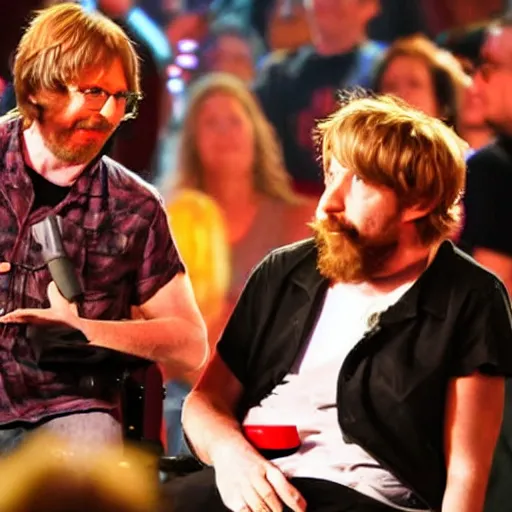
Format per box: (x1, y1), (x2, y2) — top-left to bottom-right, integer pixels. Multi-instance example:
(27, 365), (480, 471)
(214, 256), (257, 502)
(32, 215), (66, 262)
(32, 215), (84, 303)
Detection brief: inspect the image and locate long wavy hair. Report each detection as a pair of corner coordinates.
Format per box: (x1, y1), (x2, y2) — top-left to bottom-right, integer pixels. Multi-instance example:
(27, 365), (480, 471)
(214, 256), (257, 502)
(173, 73), (300, 204)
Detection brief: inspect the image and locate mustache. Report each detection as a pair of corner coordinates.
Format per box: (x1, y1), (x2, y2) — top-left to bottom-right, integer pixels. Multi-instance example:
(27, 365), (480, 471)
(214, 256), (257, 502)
(73, 118), (115, 132)
(310, 216), (360, 242)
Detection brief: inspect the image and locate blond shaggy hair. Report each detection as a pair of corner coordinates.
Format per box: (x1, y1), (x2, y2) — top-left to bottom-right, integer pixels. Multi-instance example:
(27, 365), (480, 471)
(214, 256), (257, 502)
(317, 93), (468, 244)
(13, 2), (140, 127)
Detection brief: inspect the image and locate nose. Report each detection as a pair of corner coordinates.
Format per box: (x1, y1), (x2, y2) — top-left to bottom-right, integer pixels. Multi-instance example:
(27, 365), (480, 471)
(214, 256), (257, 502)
(215, 118), (234, 134)
(316, 175), (346, 219)
(99, 94), (120, 120)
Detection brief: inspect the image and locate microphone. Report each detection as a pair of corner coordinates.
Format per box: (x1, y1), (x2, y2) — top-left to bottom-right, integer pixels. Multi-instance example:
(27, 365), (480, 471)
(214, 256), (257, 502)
(32, 215), (84, 305)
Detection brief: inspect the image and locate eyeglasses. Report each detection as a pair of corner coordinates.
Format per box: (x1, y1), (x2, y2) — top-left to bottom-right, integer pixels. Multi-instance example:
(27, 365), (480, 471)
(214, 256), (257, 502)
(67, 85), (143, 119)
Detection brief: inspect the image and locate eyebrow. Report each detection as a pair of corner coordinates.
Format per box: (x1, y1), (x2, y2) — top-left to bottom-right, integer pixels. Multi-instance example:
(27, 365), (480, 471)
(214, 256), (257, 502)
(80, 84), (131, 94)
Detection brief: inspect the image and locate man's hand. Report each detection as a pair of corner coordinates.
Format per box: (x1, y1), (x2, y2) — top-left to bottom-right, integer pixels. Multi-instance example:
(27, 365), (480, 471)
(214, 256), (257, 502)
(0, 282), (79, 328)
(212, 442), (306, 512)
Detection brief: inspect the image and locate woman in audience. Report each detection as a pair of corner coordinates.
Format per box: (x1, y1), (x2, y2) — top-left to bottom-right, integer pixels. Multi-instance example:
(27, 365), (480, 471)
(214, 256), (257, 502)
(373, 34), (492, 151)
(170, 72), (314, 314)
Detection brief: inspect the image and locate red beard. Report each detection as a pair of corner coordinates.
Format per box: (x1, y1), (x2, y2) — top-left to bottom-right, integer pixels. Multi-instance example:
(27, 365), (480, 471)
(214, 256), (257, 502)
(310, 215), (399, 283)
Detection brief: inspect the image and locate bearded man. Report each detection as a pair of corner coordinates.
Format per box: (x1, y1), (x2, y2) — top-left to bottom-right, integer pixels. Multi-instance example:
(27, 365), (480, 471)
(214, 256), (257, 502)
(162, 93), (512, 512)
(0, 3), (207, 454)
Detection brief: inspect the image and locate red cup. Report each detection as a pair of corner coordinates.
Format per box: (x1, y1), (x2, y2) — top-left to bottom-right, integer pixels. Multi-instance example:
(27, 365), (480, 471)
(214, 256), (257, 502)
(243, 425), (301, 459)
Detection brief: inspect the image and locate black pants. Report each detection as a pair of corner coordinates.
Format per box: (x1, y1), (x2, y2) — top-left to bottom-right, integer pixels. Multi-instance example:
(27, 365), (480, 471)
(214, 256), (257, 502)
(160, 467), (397, 512)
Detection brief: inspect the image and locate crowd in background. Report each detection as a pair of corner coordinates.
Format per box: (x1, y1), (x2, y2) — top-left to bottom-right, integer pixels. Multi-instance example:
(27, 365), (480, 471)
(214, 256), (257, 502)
(0, 0), (511, 491)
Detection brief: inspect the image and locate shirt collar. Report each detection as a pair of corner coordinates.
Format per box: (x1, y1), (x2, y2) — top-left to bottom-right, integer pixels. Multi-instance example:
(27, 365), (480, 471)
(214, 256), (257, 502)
(291, 239), (455, 322)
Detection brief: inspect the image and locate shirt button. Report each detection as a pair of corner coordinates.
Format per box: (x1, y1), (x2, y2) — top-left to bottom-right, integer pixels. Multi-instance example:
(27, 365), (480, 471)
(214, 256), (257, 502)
(366, 312), (380, 330)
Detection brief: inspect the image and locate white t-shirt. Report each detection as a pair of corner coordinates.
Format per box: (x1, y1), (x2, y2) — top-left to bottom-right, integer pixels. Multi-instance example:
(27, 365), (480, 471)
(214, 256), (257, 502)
(243, 279), (428, 511)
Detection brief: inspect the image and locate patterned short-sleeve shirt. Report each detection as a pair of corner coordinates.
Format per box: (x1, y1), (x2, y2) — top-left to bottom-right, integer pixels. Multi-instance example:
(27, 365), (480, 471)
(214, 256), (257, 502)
(0, 117), (184, 426)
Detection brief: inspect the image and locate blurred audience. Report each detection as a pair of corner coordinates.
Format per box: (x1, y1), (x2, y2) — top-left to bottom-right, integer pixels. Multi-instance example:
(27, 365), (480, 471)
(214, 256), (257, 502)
(436, 20), (489, 65)
(164, 73), (313, 454)
(0, 81), (15, 115)
(194, 0), (425, 51)
(460, 14), (512, 300)
(171, 73), (314, 311)
(199, 24), (260, 82)
(0, 76), (6, 97)
(368, 0), (426, 42)
(254, 0), (384, 196)
(0, 0), (43, 83)
(457, 69), (494, 152)
(458, 17), (512, 509)
(373, 35), (468, 128)
(166, 190), (231, 338)
(373, 34), (492, 151)
(95, 0), (172, 183)
(164, 188), (231, 455)
(266, 0), (311, 51)
(0, 433), (157, 512)
(0, 1), (45, 115)
(420, 0), (504, 36)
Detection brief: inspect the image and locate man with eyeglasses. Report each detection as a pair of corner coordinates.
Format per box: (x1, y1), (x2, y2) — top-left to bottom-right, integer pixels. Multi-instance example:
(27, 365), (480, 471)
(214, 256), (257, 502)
(461, 14), (512, 282)
(0, 2), (208, 454)
(459, 12), (512, 512)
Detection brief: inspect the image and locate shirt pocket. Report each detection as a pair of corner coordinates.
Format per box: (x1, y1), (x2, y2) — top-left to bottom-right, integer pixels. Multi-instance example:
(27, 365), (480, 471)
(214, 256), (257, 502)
(82, 225), (133, 320)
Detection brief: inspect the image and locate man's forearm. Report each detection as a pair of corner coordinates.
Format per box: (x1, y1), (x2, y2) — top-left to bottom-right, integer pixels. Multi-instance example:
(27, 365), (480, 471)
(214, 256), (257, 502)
(182, 390), (256, 466)
(77, 316), (208, 374)
(442, 472), (489, 512)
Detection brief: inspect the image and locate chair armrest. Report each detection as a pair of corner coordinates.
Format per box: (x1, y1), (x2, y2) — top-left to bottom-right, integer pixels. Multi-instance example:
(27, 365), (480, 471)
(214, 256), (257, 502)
(159, 455), (204, 478)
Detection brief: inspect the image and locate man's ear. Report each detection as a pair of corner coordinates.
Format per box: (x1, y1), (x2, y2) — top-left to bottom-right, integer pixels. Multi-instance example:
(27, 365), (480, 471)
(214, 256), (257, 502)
(401, 201), (434, 223)
(27, 93), (44, 121)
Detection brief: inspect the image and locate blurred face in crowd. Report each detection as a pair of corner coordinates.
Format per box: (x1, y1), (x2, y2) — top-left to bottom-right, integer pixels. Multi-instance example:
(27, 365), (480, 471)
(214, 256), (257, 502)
(458, 79), (487, 131)
(379, 55), (440, 118)
(304, 0), (379, 52)
(29, 58), (128, 164)
(195, 92), (255, 180)
(311, 157), (403, 282)
(97, 0), (133, 17)
(474, 26), (512, 133)
(206, 35), (255, 83)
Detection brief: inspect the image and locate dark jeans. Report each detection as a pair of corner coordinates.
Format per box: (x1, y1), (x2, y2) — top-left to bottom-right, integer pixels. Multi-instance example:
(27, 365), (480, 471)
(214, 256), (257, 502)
(160, 467), (397, 512)
(0, 411), (122, 457)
